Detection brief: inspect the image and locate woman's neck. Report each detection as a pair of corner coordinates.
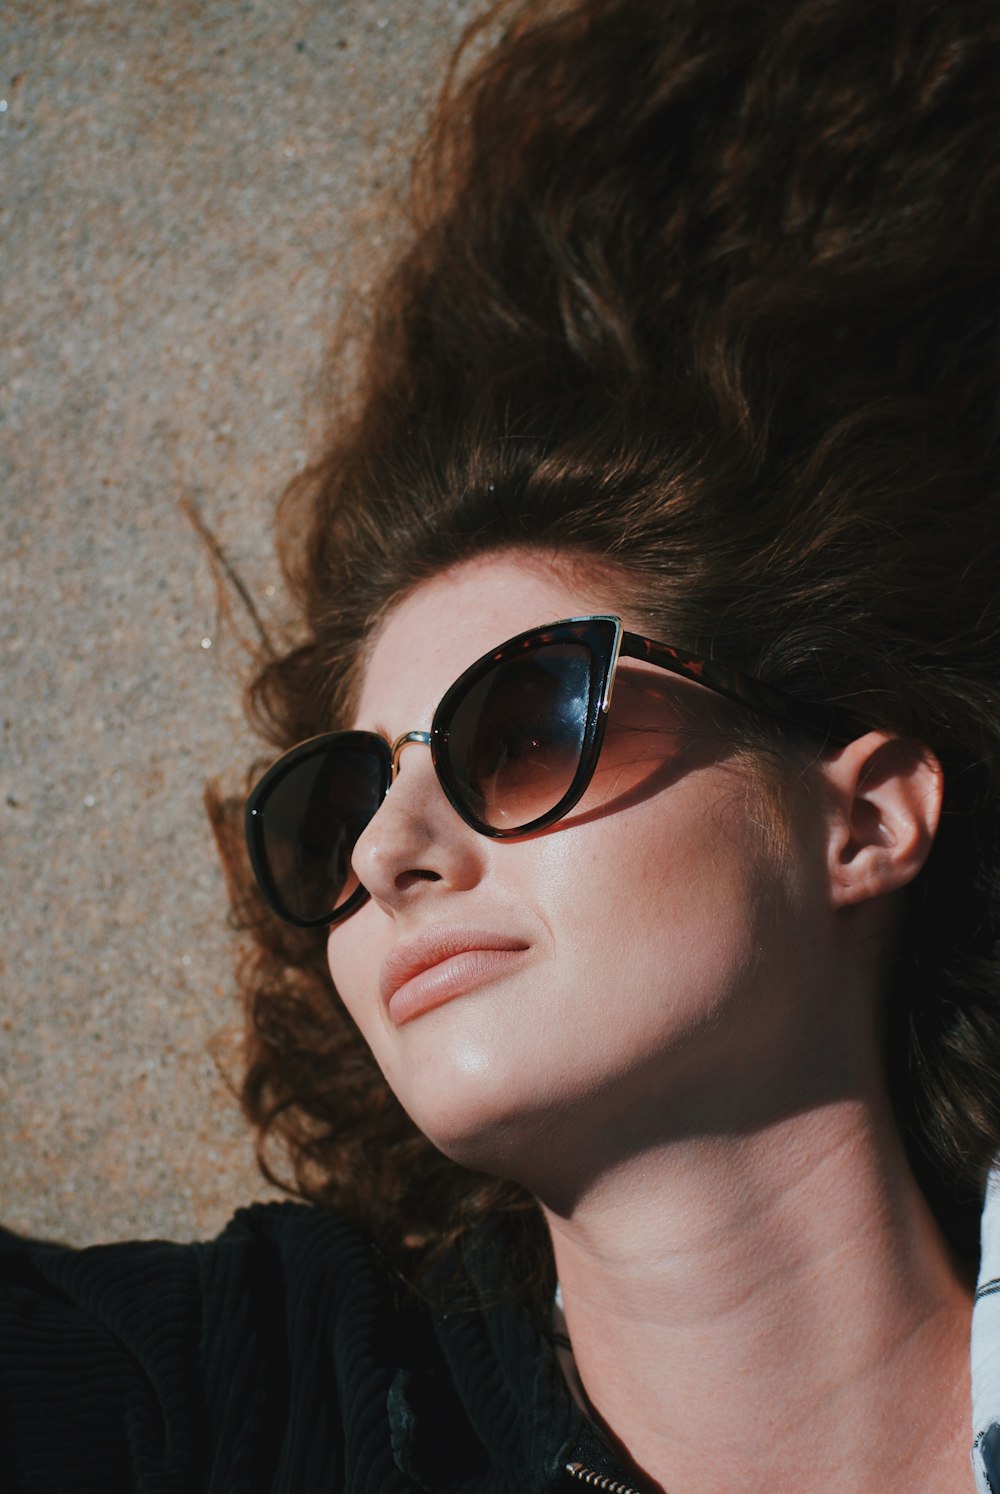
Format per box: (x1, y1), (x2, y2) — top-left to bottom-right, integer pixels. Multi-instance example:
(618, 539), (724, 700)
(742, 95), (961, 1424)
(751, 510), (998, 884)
(543, 1096), (973, 1494)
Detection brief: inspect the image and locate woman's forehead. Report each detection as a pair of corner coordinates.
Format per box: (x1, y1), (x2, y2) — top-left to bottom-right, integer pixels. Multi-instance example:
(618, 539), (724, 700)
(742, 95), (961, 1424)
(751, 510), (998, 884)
(352, 550), (629, 727)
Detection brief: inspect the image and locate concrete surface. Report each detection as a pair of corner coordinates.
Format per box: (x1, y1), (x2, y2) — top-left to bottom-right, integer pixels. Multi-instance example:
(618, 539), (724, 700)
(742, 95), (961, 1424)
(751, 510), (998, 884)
(1, 0), (484, 1244)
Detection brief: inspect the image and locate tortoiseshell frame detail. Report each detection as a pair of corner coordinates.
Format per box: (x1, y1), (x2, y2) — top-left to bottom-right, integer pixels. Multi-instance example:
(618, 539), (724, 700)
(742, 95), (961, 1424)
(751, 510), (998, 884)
(245, 614), (864, 927)
(618, 630), (860, 748)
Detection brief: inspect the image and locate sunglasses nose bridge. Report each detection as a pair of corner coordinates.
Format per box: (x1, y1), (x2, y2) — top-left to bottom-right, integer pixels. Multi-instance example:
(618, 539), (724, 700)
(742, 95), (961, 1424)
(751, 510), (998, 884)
(390, 729), (433, 776)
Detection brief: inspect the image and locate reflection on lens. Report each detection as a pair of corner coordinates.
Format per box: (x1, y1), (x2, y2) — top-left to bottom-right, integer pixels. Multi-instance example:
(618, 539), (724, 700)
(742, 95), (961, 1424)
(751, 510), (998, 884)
(258, 741), (387, 923)
(587, 666), (703, 807)
(446, 644), (592, 828)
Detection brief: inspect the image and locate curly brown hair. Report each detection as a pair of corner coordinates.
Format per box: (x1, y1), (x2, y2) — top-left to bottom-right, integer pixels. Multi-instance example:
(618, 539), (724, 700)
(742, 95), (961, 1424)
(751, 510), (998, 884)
(210, 0), (1000, 1292)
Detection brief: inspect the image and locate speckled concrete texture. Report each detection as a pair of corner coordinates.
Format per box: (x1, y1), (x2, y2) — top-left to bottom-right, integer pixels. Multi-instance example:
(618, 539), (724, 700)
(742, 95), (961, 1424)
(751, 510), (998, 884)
(1, 0), (485, 1244)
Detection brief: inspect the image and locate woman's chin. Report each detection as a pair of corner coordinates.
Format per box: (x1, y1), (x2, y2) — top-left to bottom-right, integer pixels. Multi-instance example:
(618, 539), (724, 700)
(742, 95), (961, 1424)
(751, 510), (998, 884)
(404, 1094), (549, 1180)
(394, 1070), (582, 1191)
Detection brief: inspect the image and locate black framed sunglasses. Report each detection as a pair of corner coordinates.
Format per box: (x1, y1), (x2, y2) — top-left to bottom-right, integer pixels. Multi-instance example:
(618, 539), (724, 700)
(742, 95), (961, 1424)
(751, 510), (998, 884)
(245, 614), (861, 928)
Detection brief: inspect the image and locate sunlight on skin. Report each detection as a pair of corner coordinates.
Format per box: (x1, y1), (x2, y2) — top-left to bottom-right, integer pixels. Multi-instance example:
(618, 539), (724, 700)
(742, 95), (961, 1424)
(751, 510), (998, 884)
(328, 551), (822, 1188)
(326, 548), (970, 1494)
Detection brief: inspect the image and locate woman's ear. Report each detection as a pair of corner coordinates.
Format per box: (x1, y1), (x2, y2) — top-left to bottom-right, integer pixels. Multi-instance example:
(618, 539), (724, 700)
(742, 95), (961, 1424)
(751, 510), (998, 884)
(820, 732), (943, 909)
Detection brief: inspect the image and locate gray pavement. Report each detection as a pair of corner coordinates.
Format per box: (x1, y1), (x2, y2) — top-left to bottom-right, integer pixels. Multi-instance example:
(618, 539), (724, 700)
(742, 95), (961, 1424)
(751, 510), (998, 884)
(1, 0), (481, 1243)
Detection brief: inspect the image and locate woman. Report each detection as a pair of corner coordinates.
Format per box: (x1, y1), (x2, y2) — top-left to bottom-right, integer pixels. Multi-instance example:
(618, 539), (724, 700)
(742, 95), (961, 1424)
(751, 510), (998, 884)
(3, 0), (1000, 1489)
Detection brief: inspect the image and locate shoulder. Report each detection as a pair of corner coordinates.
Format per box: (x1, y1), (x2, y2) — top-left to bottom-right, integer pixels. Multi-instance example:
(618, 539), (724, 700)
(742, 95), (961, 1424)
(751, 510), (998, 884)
(0, 1199), (385, 1305)
(0, 1201), (386, 1355)
(0, 1205), (589, 1492)
(0, 1202), (403, 1493)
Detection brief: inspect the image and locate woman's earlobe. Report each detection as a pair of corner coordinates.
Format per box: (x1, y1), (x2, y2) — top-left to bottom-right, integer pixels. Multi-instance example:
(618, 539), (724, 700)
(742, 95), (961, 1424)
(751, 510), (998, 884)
(822, 732), (944, 909)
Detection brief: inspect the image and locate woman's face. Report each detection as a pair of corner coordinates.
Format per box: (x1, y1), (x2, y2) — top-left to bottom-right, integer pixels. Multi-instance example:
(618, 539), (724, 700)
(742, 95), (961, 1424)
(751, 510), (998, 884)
(327, 551), (834, 1199)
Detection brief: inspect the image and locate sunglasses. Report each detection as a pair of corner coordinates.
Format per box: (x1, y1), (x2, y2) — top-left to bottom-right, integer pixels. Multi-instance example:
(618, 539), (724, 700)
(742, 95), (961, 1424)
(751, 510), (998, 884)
(245, 614), (860, 928)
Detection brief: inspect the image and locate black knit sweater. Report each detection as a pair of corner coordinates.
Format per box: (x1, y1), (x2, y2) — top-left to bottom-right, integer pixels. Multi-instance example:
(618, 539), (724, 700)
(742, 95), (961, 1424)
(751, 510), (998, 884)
(0, 1202), (646, 1493)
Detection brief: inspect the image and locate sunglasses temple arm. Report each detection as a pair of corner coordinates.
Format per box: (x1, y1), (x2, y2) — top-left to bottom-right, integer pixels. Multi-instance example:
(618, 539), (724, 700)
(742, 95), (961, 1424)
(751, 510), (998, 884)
(618, 631), (859, 745)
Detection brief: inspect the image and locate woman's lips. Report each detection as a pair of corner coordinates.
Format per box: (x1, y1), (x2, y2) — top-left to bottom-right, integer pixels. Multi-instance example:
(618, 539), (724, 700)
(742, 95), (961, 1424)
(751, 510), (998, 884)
(381, 929), (531, 1026)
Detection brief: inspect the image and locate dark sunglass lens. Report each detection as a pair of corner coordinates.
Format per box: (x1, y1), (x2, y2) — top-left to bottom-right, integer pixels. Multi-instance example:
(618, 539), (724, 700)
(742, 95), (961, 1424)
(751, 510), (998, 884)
(445, 643), (593, 829)
(253, 739), (387, 924)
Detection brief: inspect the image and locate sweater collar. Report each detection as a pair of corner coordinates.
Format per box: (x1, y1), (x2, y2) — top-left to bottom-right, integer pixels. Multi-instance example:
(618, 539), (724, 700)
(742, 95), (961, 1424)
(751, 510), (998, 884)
(390, 1215), (644, 1491)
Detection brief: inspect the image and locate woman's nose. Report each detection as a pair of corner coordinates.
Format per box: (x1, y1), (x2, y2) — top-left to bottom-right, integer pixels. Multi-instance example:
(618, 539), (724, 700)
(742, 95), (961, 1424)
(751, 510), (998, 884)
(350, 744), (485, 912)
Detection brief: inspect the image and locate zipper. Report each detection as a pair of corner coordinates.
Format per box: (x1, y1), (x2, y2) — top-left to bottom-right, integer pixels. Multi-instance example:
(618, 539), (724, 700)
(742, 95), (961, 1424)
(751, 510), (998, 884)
(565, 1462), (643, 1493)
